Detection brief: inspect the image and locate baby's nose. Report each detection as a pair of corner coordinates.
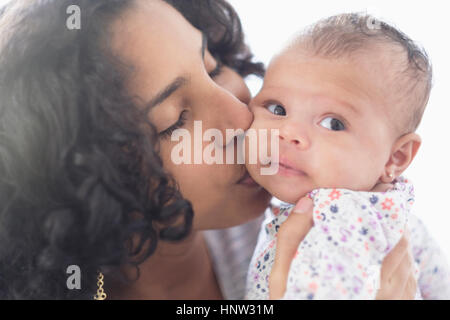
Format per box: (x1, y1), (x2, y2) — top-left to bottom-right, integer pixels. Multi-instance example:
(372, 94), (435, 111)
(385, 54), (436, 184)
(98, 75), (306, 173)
(279, 126), (310, 149)
(280, 135), (300, 146)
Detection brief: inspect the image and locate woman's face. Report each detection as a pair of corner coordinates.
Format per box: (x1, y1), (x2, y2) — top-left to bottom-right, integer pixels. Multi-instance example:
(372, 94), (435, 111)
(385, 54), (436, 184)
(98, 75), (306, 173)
(111, 0), (270, 229)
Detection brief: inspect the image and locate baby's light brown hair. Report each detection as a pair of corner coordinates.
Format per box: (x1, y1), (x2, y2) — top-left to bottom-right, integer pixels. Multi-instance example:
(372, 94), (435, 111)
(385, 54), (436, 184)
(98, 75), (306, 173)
(290, 13), (432, 135)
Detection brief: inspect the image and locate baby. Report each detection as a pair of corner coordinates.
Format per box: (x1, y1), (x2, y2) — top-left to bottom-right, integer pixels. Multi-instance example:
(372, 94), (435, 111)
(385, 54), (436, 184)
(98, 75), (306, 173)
(245, 13), (450, 299)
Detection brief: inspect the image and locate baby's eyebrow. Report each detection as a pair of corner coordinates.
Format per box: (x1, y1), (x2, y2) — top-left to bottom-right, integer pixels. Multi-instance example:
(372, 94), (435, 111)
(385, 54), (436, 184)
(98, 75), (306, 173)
(315, 95), (360, 115)
(335, 100), (360, 115)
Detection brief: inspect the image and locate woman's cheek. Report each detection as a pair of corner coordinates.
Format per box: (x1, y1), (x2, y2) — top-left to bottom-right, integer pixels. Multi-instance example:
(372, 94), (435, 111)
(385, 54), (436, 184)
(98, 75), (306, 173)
(158, 139), (178, 171)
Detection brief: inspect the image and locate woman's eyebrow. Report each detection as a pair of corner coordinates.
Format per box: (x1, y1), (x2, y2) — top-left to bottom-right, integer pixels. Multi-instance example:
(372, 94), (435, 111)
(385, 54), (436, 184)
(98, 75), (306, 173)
(146, 76), (189, 109)
(146, 34), (204, 110)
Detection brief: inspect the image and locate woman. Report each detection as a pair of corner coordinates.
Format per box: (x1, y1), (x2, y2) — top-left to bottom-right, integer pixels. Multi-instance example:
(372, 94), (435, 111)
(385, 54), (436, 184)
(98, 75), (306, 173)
(0, 0), (415, 299)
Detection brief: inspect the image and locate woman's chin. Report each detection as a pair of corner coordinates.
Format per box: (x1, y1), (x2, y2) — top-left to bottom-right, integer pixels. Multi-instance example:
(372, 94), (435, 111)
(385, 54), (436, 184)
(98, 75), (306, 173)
(233, 188), (272, 225)
(194, 187), (271, 230)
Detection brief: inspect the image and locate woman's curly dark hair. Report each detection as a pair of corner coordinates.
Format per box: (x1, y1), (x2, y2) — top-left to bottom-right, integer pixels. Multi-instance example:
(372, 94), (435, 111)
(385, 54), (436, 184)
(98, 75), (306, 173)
(0, 0), (263, 299)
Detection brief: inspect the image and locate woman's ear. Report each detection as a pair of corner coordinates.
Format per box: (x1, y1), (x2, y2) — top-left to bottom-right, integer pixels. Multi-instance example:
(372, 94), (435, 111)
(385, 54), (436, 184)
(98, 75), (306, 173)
(380, 133), (421, 183)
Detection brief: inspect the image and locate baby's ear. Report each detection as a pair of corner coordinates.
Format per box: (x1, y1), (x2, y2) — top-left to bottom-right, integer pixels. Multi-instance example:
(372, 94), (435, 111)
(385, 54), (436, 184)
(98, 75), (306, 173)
(380, 133), (421, 183)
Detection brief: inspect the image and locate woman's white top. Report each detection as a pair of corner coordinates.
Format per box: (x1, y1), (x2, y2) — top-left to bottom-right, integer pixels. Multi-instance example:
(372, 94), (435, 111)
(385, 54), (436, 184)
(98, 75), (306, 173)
(203, 213), (266, 300)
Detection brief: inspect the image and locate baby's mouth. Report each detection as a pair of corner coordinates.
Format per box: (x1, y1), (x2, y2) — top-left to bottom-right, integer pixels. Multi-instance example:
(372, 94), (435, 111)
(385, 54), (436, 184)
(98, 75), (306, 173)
(271, 160), (307, 177)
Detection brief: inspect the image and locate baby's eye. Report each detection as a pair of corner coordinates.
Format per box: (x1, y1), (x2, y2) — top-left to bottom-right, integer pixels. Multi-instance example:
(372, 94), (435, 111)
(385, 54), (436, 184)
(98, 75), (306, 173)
(267, 104), (286, 116)
(319, 117), (346, 131)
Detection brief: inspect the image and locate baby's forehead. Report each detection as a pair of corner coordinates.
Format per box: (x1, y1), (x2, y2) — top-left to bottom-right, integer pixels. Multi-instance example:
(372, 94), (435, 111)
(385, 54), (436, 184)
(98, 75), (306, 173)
(267, 43), (404, 103)
(277, 40), (405, 78)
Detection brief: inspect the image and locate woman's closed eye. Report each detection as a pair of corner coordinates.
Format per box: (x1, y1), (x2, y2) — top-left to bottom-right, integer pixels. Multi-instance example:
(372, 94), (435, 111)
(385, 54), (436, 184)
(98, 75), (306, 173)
(208, 60), (223, 79)
(266, 103), (286, 116)
(319, 116), (346, 131)
(158, 60), (222, 140)
(159, 110), (188, 139)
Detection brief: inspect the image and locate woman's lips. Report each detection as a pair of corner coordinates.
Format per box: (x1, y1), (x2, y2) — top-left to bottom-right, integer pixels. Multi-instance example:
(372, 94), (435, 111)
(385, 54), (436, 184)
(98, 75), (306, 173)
(237, 171), (260, 187)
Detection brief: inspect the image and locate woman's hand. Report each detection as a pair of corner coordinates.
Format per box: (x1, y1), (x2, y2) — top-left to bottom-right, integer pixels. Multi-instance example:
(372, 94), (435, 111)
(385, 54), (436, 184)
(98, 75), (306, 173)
(269, 196), (314, 300)
(376, 229), (417, 299)
(371, 184), (417, 299)
(366, 182), (417, 299)
(269, 182), (417, 300)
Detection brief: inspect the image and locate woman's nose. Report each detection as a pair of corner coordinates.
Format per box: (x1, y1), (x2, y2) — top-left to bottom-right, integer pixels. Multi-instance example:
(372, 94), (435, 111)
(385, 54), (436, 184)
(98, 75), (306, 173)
(213, 68), (254, 133)
(220, 92), (254, 133)
(219, 66), (252, 106)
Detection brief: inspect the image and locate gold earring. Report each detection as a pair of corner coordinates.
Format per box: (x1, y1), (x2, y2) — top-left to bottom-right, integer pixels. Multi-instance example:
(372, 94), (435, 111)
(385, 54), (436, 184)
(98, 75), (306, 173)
(388, 172), (394, 180)
(93, 272), (107, 300)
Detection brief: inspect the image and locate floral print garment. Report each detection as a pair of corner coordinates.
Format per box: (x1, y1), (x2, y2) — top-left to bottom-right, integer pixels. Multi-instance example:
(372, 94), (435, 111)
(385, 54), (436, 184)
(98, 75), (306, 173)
(246, 177), (450, 299)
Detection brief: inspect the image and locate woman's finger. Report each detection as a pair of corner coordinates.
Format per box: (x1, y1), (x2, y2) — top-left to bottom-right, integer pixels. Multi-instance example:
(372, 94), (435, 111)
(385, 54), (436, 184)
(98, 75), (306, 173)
(377, 230), (416, 299)
(379, 231), (410, 283)
(391, 239), (416, 299)
(376, 258), (410, 300)
(401, 272), (417, 300)
(389, 246), (414, 298)
(269, 197), (314, 300)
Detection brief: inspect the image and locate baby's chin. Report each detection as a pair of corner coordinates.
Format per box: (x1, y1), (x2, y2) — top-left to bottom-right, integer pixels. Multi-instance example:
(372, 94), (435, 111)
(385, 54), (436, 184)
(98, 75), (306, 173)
(246, 163), (311, 205)
(267, 184), (308, 205)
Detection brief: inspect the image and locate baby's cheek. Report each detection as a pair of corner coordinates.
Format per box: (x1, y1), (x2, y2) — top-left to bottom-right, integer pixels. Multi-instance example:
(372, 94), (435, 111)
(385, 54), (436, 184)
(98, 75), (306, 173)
(245, 112), (272, 160)
(243, 130), (262, 184)
(244, 114), (279, 192)
(329, 149), (382, 190)
(308, 143), (363, 188)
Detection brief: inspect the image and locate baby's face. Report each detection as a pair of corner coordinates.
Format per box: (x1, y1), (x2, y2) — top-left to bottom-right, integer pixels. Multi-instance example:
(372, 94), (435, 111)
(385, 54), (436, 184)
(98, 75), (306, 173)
(246, 48), (399, 204)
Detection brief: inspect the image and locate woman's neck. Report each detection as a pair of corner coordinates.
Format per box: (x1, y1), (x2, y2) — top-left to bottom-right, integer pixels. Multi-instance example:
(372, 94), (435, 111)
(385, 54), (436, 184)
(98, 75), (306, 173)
(106, 231), (223, 299)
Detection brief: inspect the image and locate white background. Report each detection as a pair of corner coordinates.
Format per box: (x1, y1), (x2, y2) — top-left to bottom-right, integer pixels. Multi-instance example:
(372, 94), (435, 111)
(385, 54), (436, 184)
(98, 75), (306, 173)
(229, 0), (450, 260)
